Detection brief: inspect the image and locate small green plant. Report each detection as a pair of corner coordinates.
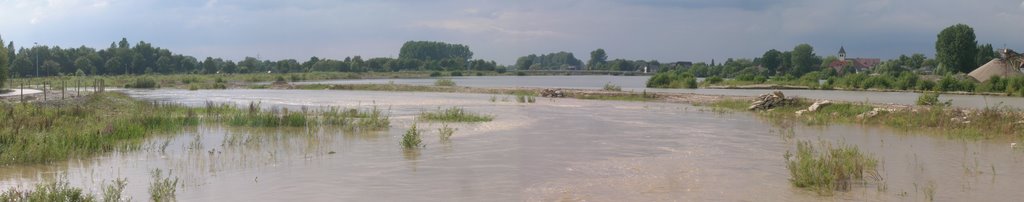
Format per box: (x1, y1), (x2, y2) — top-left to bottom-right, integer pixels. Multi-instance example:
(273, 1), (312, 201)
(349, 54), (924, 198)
(149, 169), (179, 202)
(435, 78), (456, 86)
(450, 71), (463, 76)
(785, 141), (880, 195)
(419, 107), (493, 122)
(439, 123), (455, 142)
(401, 124), (424, 149)
(102, 178), (129, 202)
(429, 71), (442, 77)
(916, 93), (949, 106)
(489, 96), (497, 102)
(603, 82), (622, 91)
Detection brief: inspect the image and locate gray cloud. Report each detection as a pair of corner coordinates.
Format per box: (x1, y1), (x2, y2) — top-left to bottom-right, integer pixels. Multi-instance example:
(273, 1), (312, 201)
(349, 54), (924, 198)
(1, 0), (1022, 64)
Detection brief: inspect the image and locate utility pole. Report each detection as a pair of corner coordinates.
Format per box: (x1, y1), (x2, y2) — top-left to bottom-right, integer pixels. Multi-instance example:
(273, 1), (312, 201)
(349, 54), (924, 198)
(34, 42), (39, 77)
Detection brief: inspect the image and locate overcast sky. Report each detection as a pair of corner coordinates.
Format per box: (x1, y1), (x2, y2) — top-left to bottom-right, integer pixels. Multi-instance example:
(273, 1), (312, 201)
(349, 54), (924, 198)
(1, 0), (1023, 64)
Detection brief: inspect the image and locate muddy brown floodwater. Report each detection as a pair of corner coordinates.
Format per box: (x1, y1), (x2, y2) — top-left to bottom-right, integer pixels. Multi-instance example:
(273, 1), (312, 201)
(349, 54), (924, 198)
(2, 89), (1023, 201)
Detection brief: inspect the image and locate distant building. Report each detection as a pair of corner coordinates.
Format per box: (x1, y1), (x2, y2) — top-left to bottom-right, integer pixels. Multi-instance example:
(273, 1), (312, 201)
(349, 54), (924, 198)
(968, 48), (1024, 82)
(828, 46), (881, 74)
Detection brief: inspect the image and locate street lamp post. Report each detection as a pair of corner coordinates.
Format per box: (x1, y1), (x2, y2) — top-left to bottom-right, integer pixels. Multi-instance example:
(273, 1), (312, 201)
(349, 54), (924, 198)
(33, 42), (38, 77)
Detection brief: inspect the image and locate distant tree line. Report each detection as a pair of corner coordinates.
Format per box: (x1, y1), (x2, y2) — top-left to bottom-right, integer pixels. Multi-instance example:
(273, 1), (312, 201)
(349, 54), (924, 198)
(513, 48), (672, 72)
(514, 52), (582, 70)
(0, 38), (500, 79)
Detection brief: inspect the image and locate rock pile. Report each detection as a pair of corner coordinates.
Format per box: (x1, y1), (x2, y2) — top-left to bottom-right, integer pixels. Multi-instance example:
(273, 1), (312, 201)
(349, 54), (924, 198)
(748, 91), (796, 110)
(540, 89), (565, 97)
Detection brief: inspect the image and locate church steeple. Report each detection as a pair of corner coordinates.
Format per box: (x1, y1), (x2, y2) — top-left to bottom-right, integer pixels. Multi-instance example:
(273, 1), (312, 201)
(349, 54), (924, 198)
(838, 46), (847, 61)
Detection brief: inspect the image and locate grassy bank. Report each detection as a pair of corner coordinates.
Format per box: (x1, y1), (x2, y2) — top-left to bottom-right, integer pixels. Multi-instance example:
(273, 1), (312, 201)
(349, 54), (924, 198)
(706, 98), (1024, 140)
(0, 92), (199, 164)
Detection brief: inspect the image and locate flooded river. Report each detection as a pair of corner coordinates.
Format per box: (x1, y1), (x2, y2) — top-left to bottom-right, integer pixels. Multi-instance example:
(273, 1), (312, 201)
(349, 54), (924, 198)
(296, 75), (1024, 109)
(1, 89), (1023, 201)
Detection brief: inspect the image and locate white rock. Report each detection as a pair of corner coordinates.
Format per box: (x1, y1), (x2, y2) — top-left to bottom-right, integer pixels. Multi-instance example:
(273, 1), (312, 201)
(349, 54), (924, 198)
(808, 100), (832, 112)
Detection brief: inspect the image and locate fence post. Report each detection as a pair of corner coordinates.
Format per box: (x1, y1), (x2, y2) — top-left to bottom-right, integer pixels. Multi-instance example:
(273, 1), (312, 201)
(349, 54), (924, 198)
(62, 80), (66, 100)
(20, 81), (24, 104)
(43, 82), (47, 101)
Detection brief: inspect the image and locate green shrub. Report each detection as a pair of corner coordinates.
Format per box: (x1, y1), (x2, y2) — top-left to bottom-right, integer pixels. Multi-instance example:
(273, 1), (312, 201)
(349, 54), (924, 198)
(401, 124), (424, 149)
(496, 67), (507, 74)
(603, 82), (622, 91)
(704, 76), (724, 84)
(450, 71), (463, 76)
(435, 78), (456, 86)
(429, 71), (442, 77)
(125, 77), (157, 88)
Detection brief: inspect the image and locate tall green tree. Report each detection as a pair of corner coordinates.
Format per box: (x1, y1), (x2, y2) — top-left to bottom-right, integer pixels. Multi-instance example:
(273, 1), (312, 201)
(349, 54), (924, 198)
(587, 49), (607, 70)
(790, 44), (816, 76)
(976, 43), (997, 67)
(0, 35), (8, 89)
(73, 57), (94, 76)
(935, 24), (978, 73)
(761, 49), (782, 75)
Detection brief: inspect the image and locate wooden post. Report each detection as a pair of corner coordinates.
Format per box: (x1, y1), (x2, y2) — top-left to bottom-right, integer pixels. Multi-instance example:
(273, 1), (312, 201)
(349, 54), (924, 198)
(43, 82), (47, 101)
(62, 80), (66, 100)
(20, 81), (24, 104)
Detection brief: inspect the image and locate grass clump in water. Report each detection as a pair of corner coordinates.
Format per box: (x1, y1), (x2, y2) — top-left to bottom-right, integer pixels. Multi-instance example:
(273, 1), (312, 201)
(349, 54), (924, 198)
(419, 107), (493, 122)
(785, 141), (880, 196)
(102, 178), (129, 202)
(149, 169), (179, 202)
(401, 124), (424, 149)
(435, 78), (456, 86)
(319, 106), (391, 131)
(438, 123), (455, 142)
(515, 93), (536, 103)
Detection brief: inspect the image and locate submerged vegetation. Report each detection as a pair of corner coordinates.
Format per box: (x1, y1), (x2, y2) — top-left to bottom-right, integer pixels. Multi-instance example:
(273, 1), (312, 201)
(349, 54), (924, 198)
(419, 107), (493, 122)
(785, 141), (880, 195)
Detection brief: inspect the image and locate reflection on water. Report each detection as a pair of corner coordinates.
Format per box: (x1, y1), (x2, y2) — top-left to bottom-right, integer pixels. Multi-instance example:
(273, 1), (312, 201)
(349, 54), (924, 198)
(299, 75), (1024, 109)
(0, 89), (1022, 201)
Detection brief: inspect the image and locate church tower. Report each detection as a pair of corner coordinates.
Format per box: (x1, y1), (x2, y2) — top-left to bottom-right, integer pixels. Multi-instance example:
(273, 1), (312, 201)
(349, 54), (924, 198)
(838, 46), (847, 61)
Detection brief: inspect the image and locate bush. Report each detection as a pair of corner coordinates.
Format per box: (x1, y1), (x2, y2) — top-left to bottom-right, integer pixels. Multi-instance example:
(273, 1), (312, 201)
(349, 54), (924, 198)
(516, 71), (526, 76)
(434, 78), (456, 86)
(429, 71), (442, 77)
(496, 67), (507, 74)
(603, 82), (622, 91)
(450, 71), (463, 76)
(125, 77), (158, 88)
(705, 76), (724, 84)
(916, 93), (950, 106)
(401, 124), (424, 149)
(646, 70), (698, 89)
